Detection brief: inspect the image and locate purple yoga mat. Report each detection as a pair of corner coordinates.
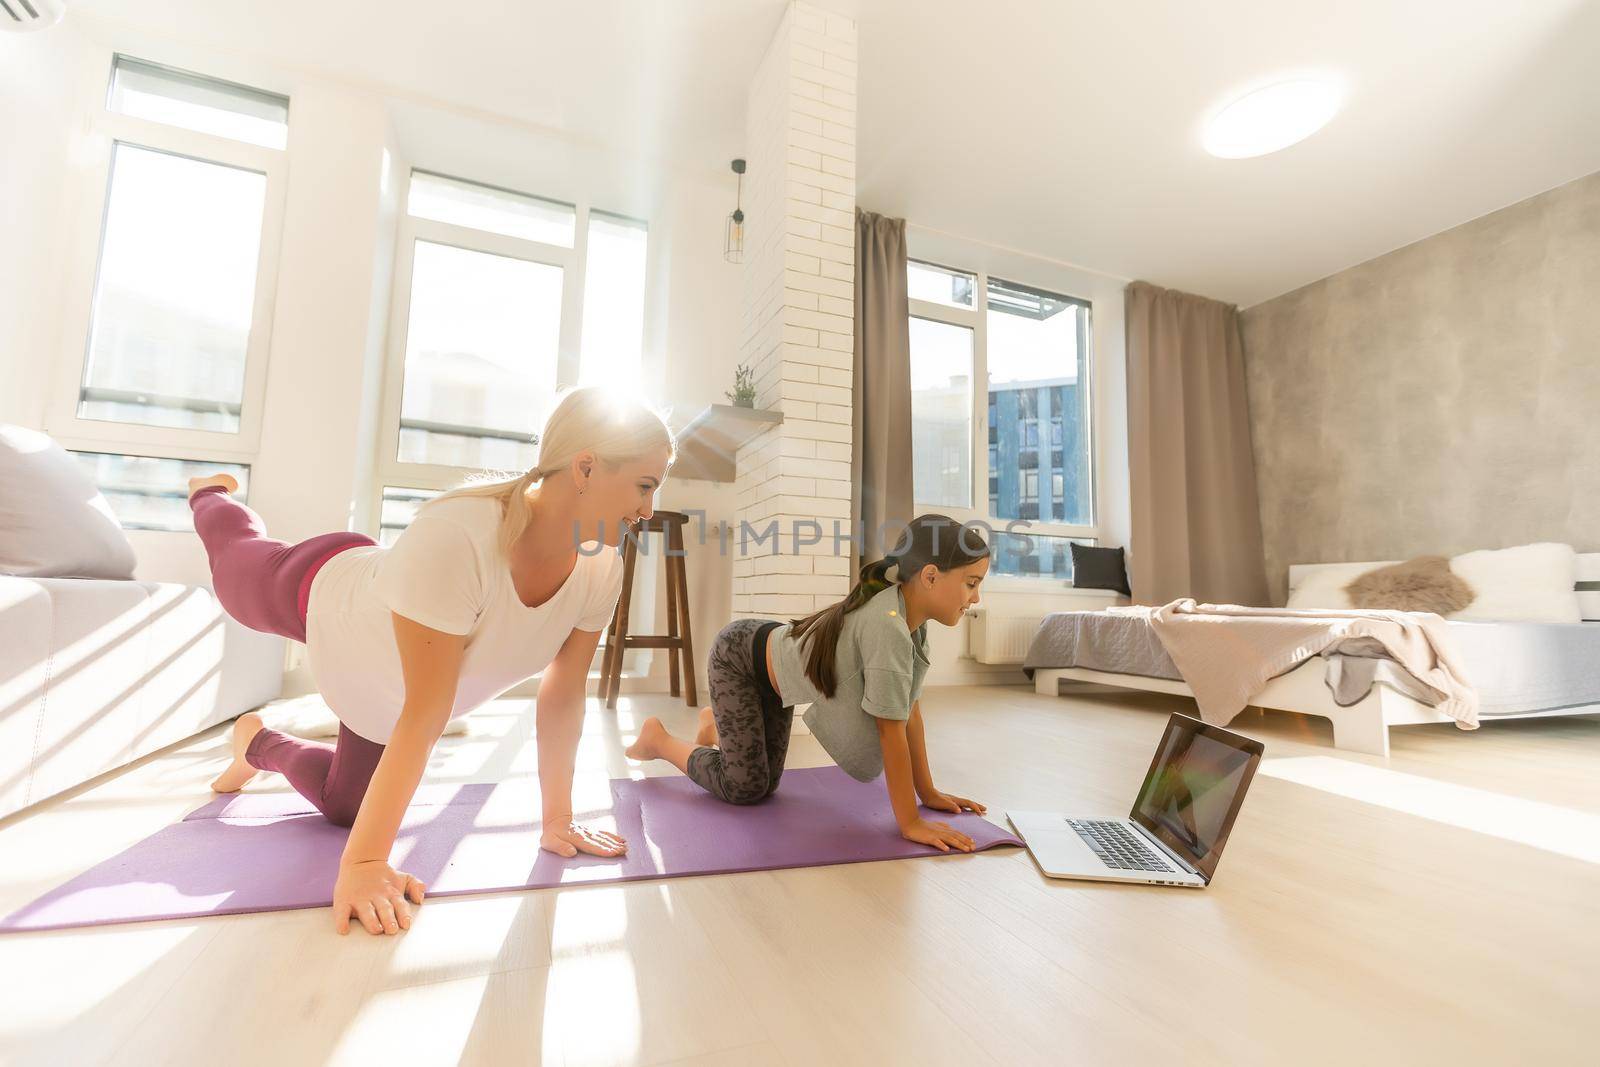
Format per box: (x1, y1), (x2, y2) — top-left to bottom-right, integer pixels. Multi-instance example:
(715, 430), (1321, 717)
(1, 766), (1021, 932)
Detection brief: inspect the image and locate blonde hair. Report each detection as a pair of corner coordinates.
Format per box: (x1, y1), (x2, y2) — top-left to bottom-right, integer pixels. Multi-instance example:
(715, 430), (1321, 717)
(437, 386), (675, 556)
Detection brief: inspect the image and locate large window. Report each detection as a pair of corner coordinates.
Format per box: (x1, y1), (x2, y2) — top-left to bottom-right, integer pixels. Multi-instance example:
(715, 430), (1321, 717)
(73, 452), (251, 533)
(907, 259), (1097, 583)
(579, 211), (649, 384)
(986, 277), (1093, 527)
(377, 171), (650, 497)
(397, 240), (561, 469)
(60, 56), (287, 445)
(79, 144), (267, 433)
(53, 56), (289, 524)
(909, 317), (973, 508)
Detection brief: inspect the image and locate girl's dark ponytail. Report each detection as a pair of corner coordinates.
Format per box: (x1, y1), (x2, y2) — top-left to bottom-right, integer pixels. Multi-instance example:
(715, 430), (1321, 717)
(785, 513), (988, 699)
(848, 555), (898, 606)
(787, 555), (898, 699)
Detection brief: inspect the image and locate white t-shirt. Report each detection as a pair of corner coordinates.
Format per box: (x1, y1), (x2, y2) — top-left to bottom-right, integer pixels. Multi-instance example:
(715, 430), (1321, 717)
(305, 495), (625, 744)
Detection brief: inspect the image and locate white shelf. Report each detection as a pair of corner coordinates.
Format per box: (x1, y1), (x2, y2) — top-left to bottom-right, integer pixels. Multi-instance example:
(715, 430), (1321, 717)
(669, 403), (785, 482)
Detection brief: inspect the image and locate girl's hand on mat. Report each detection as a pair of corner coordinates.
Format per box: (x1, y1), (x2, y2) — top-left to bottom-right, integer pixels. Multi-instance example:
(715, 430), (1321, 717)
(541, 821), (628, 859)
(921, 791), (987, 817)
(901, 818), (976, 854)
(333, 860), (426, 936)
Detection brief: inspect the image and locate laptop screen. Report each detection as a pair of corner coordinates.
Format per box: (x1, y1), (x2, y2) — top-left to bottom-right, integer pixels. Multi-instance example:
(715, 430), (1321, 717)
(1130, 714), (1264, 882)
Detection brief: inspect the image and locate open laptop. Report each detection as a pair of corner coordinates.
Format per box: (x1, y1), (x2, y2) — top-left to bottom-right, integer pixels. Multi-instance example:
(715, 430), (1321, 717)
(1007, 713), (1264, 888)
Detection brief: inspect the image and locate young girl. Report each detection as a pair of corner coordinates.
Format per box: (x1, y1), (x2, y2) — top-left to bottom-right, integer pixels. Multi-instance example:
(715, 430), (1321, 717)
(626, 514), (990, 853)
(194, 387), (673, 937)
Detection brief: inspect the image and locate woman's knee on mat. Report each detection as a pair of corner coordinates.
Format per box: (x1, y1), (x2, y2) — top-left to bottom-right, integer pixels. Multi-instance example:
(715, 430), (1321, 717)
(321, 794), (364, 827)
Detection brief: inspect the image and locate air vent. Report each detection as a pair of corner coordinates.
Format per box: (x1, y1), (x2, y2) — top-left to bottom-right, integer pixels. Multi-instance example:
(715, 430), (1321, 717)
(0, 0), (66, 33)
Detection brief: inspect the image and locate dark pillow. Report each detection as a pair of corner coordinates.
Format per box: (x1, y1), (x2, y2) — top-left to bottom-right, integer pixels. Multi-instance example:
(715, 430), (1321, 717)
(1070, 544), (1130, 595)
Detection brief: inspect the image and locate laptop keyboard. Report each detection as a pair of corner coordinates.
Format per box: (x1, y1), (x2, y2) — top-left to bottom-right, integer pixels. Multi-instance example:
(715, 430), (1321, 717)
(1068, 819), (1174, 873)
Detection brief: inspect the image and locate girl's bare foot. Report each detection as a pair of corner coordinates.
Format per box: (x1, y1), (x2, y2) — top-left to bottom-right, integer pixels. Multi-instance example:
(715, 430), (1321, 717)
(188, 473), (239, 498)
(210, 711), (264, 792)
(694, 705), (718, 747)
(624, 717), (667, 762)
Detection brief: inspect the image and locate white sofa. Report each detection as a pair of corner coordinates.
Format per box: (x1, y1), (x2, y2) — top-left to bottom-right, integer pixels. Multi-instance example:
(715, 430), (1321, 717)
(0, 424), (283, 819)
(0, 575), (283, 818)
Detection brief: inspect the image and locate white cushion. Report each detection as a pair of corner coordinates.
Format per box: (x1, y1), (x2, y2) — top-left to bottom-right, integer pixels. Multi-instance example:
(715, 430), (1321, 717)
(1285, 560), (1397, 611)
(0, 424), (136, 579)
(1448, 542), (1581, 624)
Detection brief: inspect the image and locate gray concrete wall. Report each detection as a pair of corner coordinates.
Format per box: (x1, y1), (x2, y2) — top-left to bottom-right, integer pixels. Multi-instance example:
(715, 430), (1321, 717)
(1241, 171), (1600, 604)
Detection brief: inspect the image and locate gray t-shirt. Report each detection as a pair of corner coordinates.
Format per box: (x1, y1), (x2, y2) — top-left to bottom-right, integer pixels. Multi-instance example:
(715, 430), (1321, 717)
(768, 583), (932, 781)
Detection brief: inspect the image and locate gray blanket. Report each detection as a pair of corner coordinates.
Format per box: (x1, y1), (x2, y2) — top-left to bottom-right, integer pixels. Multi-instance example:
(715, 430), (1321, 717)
(1022, 612), (1600, 716)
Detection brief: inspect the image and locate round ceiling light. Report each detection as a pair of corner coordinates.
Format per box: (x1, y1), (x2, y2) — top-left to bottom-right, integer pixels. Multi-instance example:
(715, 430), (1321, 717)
(1203, 79), (1342, 159)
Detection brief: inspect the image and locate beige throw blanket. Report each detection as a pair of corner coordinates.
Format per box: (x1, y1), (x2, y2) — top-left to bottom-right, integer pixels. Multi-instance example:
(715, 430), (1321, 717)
(1130, 600), (1479, 730)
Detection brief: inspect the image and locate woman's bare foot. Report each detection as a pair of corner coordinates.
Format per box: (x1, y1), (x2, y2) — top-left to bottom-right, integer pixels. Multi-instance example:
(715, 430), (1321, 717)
(694, 706), (718, 747)
(210, 711), (264, 792)
(624, 717), (668, 762)
(188, 472), (239, 498)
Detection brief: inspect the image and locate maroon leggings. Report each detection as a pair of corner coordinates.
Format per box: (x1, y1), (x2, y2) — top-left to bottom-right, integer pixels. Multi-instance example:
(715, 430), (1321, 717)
(191, 486), (382, 826)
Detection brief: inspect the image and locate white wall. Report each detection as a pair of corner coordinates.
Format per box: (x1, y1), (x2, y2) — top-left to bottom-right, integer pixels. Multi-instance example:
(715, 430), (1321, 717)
(638, 168), (745, 697)
(0, 29), (92, 430)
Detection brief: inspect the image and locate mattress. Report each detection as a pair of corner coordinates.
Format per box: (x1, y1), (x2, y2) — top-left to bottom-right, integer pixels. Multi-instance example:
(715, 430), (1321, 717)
(1022, 611), (1600, 717)
(1442, 620), (1600, 716)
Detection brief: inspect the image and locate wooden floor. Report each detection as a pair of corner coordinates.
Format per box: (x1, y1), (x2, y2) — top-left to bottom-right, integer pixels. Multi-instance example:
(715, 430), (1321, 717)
(0, 686), (1593, 1066)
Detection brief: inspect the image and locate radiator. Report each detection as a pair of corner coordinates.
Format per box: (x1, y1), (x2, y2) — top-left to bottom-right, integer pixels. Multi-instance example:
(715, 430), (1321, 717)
(968, 612), (1043, 665)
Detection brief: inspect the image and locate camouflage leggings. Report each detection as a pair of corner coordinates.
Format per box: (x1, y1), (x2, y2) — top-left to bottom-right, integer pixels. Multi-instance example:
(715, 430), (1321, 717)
(686, 618), (793, 804)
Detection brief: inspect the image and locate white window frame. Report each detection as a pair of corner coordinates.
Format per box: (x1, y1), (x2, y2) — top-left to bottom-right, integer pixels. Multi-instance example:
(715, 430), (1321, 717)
(68, 448), (255, 533)
(909, 261), (1102, 589)
(371, 170), (648, 514)
(45, 55), (288, 465)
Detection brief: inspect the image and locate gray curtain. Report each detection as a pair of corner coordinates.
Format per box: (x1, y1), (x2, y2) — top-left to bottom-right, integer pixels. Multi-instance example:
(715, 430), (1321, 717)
(1126, 281), (1270, 606)
(851, 210), (914, 575)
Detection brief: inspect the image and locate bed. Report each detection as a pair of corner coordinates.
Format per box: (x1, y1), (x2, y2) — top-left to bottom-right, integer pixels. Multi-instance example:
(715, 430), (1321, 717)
(1023, 553), (1600, 757)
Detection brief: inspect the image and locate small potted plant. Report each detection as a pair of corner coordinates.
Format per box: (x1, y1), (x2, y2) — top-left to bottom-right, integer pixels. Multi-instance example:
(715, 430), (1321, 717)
(725, 364), (756, 408)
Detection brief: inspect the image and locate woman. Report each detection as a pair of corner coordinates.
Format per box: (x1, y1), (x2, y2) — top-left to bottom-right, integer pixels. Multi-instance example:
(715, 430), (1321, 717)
(627, 514), (989, 853)
(195, 387), (673, 936)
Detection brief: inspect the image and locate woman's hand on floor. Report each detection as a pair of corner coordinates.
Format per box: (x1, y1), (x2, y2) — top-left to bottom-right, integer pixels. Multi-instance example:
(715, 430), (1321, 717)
(541, 820), (628, 858)
(901, 818), (976, 853)
(333, 859), (426, 936)
(920, 790), (987, 817)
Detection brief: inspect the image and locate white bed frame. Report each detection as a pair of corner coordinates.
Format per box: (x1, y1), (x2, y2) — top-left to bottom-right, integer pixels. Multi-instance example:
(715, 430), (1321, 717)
(1033, 552), (1600, 757)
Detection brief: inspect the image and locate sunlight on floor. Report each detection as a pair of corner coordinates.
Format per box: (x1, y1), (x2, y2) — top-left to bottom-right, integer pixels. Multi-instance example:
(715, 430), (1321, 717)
(329, 966), (520, 1065)
(547, 887), (643, 1065)
(0, 922), (212, 1054)
(1259, 756), (1600, 864)
(375, 894), (542, 988)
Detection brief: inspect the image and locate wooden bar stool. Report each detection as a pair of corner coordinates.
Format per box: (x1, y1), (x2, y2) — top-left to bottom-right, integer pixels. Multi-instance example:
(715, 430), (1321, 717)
(599, 511), (697, 710)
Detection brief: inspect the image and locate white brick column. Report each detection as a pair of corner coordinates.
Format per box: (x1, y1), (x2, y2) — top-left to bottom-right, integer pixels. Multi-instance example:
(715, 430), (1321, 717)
(732, 1), (858, 620)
